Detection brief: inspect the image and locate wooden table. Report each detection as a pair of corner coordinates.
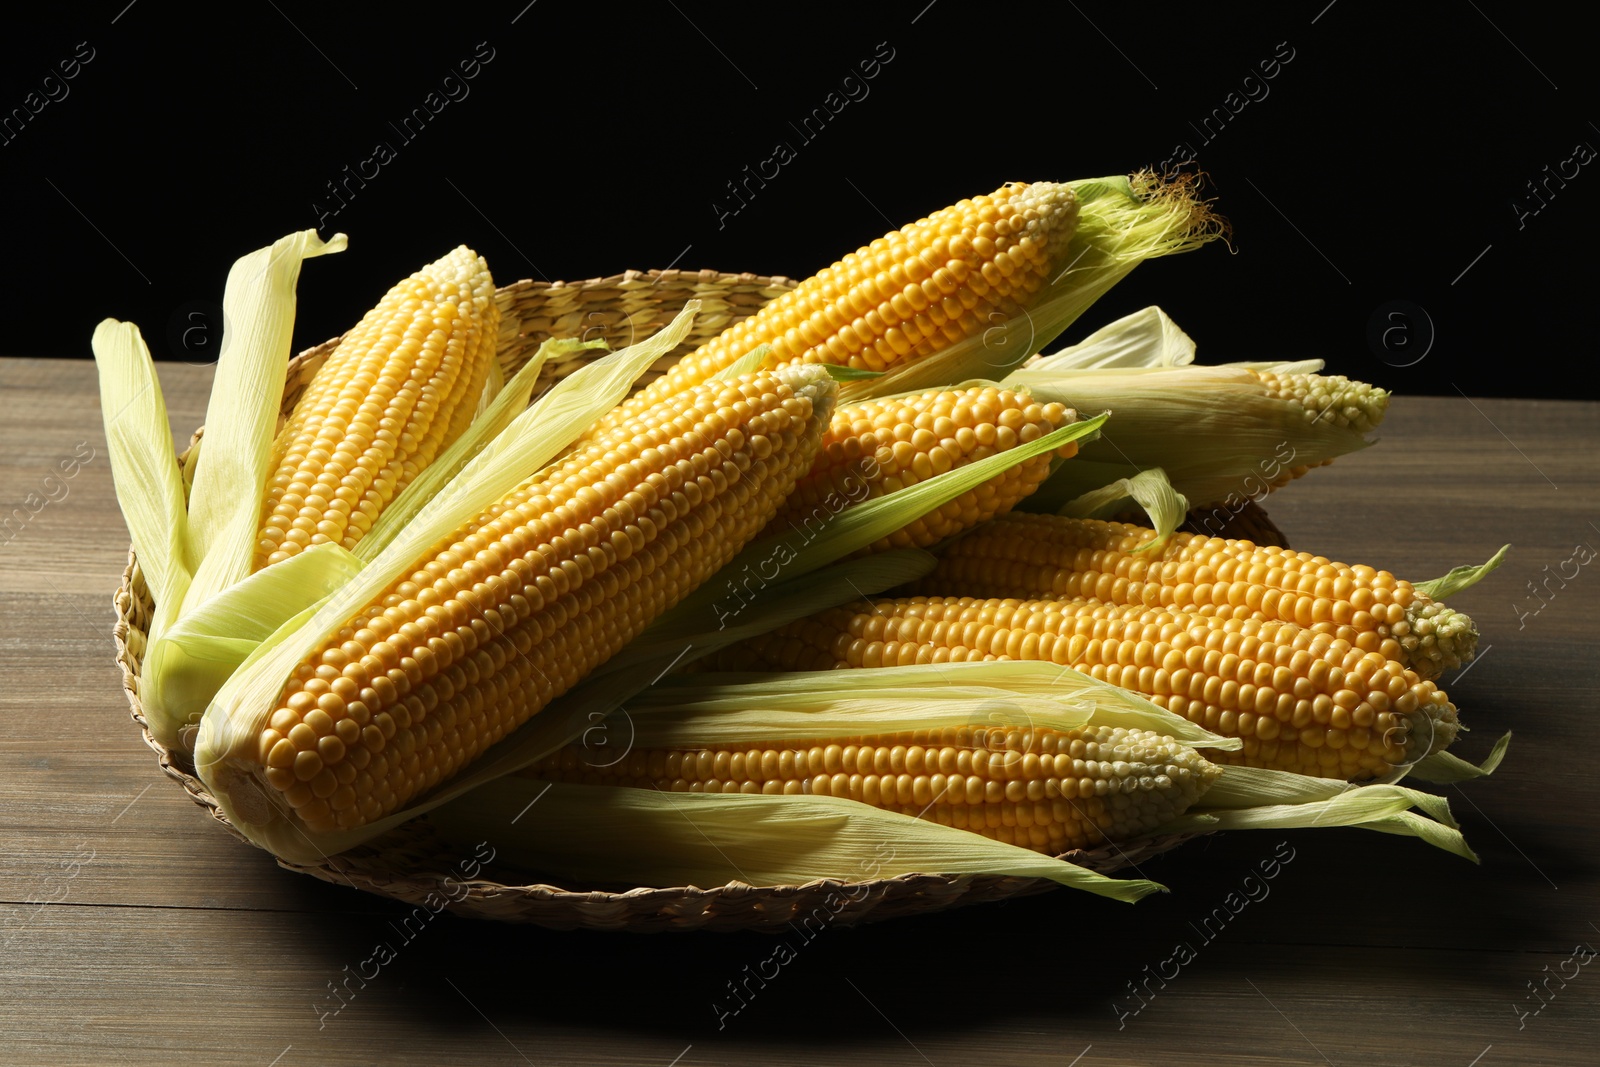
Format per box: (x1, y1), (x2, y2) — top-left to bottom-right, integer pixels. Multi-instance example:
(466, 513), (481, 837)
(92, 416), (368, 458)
(3, 357), (1596, 1067)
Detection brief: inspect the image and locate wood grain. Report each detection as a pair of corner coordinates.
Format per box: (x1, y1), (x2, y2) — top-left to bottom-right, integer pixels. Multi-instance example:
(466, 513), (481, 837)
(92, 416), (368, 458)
(2, 358), (1597, 1066)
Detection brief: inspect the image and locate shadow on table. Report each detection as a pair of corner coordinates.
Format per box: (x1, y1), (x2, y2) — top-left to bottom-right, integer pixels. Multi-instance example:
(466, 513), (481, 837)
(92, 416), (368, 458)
(265, 809), (1593, 1050)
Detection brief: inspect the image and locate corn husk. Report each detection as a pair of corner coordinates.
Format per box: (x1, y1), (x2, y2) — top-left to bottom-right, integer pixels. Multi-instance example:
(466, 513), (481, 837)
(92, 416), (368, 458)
(1026, 304), (1195, 370)
(1415, 544), (1510, 600)
(1054, 467), (1190, 551)
(613, 662), (1241, 752)
(94, 231), (347, 749)
(1409, 732), (1512, 783)
(435, 780), (1165, 901)
(352, 336), (606, 564)
(1159, 765), (1477, 862)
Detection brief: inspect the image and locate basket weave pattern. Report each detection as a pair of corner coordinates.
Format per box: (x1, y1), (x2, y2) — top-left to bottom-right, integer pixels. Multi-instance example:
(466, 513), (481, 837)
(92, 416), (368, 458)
(111, 269), (1273, 932)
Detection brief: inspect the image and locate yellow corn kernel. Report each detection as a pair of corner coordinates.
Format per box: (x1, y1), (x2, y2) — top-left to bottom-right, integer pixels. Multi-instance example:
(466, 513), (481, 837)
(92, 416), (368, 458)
(714, 595), (1459, 781)
(254, 246), (498, 570)
(246, 365), (837, 833)
(581, 181), (1079, 444)
(762, 386), (1077, 552)
(524, 722), (1218, 855)
(919, 514), (1477, 681)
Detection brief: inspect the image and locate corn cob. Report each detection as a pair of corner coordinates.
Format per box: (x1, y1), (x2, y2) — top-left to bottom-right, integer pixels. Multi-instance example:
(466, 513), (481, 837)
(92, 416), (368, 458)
(226, 365), (836, 834)
(713, 596), (1460, 780)
(1253, 370), (1389, 435)
(524, 722), (1219, 855)
(762, 386), (1078, 552)
(920, 514), (1477, 681)
(1004, 361), (1390, 513)
(253, 246), (498, 570)
(578, 181), (1079, 444)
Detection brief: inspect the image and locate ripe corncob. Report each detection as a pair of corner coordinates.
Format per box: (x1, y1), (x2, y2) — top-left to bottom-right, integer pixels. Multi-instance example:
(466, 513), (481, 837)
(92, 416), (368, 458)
(254, 246), (498, 570)
(1002, 360), (1391, 512)
(524, 722), (1219, 855)
(1253, 370), (1389, 435)
(762, 386), (1078, 551)
(713, 596), (1460, 780)
(228, 365), (836, 834)
(579, 181), (1080, 443)
(919, 514), (1476, 681)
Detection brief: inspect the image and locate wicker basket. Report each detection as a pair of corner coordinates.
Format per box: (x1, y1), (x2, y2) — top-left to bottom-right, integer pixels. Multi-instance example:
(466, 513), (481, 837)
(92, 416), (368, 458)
(110, 269), (1285, 933)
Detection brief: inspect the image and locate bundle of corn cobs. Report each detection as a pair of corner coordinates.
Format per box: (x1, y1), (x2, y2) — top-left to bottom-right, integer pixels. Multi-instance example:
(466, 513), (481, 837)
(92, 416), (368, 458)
(95, 174), (1506, 902)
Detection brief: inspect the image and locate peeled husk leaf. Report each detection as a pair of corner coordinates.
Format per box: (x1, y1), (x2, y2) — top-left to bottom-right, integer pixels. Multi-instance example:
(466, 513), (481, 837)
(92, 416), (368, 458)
(179, 231), (349, 618)
(1415, 545), (1510, 600)
(1027, 304), (1196, 371)
(709, 343), (772, 383)
(619, 661), (1240, 751)
(432, 779), (1166, 901)
(1163, 765), (1476, 861)
(1056, 466), (1189, 552)
(93, 231), (347, 749)
(1408, 732), (1512, 784)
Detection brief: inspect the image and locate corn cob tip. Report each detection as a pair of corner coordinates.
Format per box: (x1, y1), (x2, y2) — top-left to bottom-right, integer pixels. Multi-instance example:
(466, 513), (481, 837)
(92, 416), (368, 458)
(1401, 688), (1462, 766)
(1254, 370), (1390, 436)
(770, 361), (839, 407)
(1394, 597), (1478, 682)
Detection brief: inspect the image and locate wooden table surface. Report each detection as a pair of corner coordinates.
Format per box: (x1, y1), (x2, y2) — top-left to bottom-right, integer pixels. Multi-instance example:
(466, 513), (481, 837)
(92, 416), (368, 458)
(2, 357), (1596, 1067)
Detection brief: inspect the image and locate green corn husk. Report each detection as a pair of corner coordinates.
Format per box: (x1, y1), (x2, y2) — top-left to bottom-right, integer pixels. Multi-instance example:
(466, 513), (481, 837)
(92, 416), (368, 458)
(352, 336), (608, 564)
(1409, 731), (1512, 783)
(435, 780), (1167, 902)
(97, 232), (521, 750)
(1158, 765), (1478, 862)
(1415, 544), (1510, 600)
(95, 231), (348, 750)
(430, 661), (1474, 899)
(1054, 466), (1190, 552)
(1025, 304), (1196, 371)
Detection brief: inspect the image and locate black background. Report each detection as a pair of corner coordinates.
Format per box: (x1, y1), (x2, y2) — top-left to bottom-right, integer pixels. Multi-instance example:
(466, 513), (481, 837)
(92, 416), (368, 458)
(3, 1), (1595, 399)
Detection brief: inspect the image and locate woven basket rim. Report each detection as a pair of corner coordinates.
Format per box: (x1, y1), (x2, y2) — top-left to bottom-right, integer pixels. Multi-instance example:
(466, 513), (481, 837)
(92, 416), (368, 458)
(106, 269), (1260, 931)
